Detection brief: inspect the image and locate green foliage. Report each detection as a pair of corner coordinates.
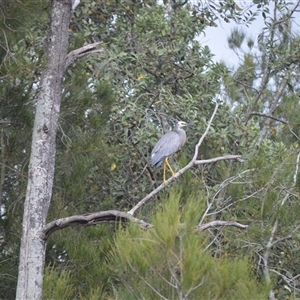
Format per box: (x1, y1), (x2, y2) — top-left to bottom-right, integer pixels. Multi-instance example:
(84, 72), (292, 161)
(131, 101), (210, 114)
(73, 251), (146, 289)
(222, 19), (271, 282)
(55, 2), (264, 216)
(48, 75), (116, 216)
(218, 145), (300, 298)
(0, 2), (51, 298)
(217, 7), (300, 297)
(1, 0), (300, 299)
(45, 225), (115, 299)
(110, 193), (268, 299)
(43, 266), (74, 300)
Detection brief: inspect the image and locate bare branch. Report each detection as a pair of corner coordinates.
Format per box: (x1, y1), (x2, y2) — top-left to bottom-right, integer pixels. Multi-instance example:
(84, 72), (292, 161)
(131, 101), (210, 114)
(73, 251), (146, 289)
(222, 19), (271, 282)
(65, 42), (104, 70)
(250, 112), (299, 140)
(272, 223), (300, 247)
(244, 0), (300, 126)
(127, 261), (169, 300)
(293, 151), (300, 186)
(128, 102), (243, 215)
(186, 277), (205, 297)
(270, 0), (300, 26)
(149, 266), (177, 288)
(72, 0), (80, 11)
(244, 57), (272, 124)
(42, 210), (152, 240)
(42, 102), (245, 239)
(195, 221), (248, 233)
(198, 169), (254, 225)
(249, 112), (287, 124)
(262, 219), (278, 284)
(192, 102), (219, 161)
(128, 154), (241, 215)
(256, 63), (296, 147)
(42, 210), (249, 240)
(203, 228), (224, 251)
(194, 155), (243, 165)
(0, 29), (19, 67)
(269, 268), (300, 292)
(259, 151), (300, 288)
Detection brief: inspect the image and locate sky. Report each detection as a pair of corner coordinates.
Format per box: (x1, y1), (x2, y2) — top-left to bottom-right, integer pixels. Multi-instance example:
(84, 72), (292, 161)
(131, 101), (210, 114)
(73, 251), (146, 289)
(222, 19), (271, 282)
(199, 9), (265, 66)
(199, 1), (300, 65)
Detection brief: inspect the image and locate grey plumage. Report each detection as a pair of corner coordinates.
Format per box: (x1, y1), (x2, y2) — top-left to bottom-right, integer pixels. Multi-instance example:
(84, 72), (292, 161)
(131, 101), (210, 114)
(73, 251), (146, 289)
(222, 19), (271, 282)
(151, 121), (189, 167)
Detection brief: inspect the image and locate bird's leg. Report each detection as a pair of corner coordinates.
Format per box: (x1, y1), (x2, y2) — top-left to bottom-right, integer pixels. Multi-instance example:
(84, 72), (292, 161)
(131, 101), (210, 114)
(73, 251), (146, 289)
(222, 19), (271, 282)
(163, 159), (166, 183)
(165, 157), (175, 176)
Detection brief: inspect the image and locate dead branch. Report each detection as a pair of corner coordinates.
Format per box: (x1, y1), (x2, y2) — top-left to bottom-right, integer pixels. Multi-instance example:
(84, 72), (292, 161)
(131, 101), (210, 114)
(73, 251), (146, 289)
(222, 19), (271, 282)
(195, 221), (248, 233)
(198, 169), (255, 226)
(42, 211), (249, 240)
(42, 212), (249, 240)
(128, 154), (242, 215)
(42, 103), (245, 239)
(255, 63), (296, 147)
(249, 112), (287, 124)
(65, 42), (104, 70)
(128, 102), (243, 215)
(41, 210), (152, 240)
(192, 102), (219, 161)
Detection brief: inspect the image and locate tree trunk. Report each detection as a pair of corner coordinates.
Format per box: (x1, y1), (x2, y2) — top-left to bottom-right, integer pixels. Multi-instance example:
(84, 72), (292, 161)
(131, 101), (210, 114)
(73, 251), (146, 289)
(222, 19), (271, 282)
(16, 0), (72, 299)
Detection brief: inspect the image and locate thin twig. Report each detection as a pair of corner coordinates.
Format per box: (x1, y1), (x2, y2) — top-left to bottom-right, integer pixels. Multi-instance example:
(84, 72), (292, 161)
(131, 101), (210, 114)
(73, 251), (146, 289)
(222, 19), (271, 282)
(185, 277), (205, 297)
(249, 112), (287, 124)
(198, 170), (254, 225)
(127, 261), (169, 300)
(128, 102), (243, 215)
(149, 266), (177, 288)
(192, 102), (219, 161)
(269, 269), (300, 292)
(256, 63), (296, 147)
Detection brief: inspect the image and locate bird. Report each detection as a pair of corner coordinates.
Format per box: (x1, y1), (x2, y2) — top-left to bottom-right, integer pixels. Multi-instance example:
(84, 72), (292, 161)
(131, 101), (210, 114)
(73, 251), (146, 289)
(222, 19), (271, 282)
(151, 121), (192, 182)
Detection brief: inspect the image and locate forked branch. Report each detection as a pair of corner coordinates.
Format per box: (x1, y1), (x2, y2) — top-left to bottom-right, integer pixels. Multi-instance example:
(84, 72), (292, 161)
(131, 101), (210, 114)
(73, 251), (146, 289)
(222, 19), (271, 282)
(128, 102), (243, 215)
(42, 211), (248, 240)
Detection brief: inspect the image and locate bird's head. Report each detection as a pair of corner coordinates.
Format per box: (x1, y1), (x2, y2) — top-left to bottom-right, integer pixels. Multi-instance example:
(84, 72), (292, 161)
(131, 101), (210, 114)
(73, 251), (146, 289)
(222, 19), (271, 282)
(176, 121), (193, 129)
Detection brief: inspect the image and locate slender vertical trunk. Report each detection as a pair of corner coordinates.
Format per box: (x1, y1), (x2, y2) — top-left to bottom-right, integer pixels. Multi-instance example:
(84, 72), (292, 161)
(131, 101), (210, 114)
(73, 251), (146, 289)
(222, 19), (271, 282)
(16, 1), (72, 299)
(0, 128), (5, 210)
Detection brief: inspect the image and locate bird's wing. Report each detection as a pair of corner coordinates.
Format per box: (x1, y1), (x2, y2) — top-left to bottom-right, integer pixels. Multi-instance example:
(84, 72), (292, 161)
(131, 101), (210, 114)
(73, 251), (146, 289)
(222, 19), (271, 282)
(151, 132), (180, 166)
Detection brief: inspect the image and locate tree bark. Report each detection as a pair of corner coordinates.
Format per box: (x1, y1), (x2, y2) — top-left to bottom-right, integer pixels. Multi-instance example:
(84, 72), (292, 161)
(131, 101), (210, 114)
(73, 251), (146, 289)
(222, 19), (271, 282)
(16, 0), (72, 299)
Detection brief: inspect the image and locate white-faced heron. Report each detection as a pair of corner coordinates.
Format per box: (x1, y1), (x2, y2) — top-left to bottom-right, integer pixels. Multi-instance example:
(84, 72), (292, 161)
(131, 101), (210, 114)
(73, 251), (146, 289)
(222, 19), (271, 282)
(151, 121), (192, 182)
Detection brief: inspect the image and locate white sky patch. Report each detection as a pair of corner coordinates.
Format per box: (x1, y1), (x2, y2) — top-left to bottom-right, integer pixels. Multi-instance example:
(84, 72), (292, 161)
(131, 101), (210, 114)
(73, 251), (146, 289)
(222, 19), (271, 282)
(199, 13), (264, 65)
(199, 1), (300, 65)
